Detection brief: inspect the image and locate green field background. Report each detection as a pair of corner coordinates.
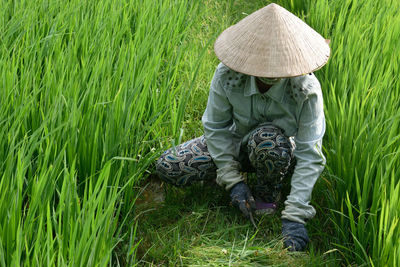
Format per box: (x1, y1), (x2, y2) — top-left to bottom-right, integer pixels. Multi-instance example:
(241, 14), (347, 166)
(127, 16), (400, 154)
(0, 0), (399, 266)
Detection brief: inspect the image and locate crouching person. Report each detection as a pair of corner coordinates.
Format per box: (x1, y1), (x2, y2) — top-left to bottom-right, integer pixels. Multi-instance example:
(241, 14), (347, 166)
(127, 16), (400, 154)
(156, 3), (329, 252)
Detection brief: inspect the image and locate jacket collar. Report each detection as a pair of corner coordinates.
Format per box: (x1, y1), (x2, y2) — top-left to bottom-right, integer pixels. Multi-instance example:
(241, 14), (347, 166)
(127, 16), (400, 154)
(244, 76), (287, 102)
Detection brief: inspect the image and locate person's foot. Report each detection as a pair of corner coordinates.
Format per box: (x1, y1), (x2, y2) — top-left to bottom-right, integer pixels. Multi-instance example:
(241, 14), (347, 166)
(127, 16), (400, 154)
(253, 179), (283, 201)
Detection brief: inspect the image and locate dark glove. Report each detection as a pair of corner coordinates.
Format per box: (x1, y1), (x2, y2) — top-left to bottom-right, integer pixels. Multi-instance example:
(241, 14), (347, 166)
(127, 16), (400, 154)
(230, 182), (256, 218)
(281, 219), (309, 251)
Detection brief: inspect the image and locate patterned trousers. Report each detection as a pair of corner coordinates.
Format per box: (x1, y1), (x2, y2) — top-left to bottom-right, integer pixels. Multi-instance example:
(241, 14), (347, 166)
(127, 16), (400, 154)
(156, 125), (295, 203)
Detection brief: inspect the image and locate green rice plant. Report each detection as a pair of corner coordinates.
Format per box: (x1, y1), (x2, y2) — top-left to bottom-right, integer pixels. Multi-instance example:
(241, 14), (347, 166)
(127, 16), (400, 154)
(1, 0), (398, 265)
(0, 0), (212, 265)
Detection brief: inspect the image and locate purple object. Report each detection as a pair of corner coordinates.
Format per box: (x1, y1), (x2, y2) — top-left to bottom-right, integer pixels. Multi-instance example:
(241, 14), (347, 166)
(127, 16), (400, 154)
(254, 200), (276, 216)
(255, 200), (276, 210)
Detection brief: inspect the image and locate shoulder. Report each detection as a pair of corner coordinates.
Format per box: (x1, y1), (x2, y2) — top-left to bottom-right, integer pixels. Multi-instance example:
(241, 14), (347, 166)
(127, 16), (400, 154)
(287, 73), (323, 103)
(214, 63), (248, 91)
(289, 73), (322, 96)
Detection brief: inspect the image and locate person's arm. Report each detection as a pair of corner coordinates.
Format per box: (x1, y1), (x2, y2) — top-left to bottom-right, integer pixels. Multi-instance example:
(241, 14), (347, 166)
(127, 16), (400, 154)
(281, 80), (326, 224)
(201, 65), (243, 190)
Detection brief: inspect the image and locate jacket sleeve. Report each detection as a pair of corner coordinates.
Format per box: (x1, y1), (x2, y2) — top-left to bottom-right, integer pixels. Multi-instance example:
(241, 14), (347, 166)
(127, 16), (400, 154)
(281, 80), (326, 224)
(202, 66), (244, 190)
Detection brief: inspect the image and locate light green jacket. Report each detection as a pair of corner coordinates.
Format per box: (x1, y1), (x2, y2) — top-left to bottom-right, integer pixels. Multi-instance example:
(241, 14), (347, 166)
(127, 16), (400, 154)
(202, 63), (326, 224)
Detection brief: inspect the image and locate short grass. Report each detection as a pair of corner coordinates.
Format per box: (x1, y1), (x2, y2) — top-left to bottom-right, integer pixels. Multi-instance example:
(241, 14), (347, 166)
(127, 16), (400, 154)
(134, 180), (339, 266)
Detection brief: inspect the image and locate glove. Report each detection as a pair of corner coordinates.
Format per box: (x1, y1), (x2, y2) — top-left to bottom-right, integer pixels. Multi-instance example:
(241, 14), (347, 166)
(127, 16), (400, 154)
(230, 182), (256, 218)
(281, 219), (309, 251)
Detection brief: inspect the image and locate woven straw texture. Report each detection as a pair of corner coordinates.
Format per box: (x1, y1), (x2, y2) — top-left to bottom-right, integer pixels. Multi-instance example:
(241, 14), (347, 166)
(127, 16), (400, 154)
(214, 3), (330, 78)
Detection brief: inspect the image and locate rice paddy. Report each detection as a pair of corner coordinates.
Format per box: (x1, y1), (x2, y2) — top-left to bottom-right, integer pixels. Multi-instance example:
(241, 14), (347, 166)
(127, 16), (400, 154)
(0, 0), (399, 266)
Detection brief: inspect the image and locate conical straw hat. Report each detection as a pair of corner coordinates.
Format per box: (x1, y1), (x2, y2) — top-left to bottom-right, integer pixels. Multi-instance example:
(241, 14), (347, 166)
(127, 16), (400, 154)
(214, 3), (330, 78)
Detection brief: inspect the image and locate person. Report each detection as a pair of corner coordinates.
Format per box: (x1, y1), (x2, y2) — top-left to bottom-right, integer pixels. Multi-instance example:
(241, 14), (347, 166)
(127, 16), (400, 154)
(155, 3), (330, 251)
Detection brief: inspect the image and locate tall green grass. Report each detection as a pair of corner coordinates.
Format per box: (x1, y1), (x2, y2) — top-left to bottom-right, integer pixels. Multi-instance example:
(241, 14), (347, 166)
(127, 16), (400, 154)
(1, 0), (399, 265)
(0, 0), (207, 265)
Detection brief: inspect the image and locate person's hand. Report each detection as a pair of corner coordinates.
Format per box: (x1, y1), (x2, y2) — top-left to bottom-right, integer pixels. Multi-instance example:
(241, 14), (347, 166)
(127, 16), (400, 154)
(230, 182), (256, 218)
(281, 219), (309, 251)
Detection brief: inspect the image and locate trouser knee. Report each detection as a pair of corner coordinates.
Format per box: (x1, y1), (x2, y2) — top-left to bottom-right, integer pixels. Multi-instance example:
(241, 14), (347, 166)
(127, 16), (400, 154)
(247, 125), (295, 179)
(155, 136), (217, 186)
